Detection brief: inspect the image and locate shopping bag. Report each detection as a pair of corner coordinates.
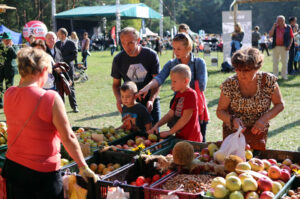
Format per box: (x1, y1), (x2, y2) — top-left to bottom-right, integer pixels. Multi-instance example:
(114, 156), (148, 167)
(214, 126), (246, 163)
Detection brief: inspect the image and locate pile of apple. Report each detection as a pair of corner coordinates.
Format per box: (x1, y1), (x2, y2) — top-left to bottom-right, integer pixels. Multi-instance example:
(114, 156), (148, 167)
(208, 156), (299, 199)
(0, 122), (7, 146)
(89, 162), (121, 175)
(130, 170), (172, 186)
(114, 134), (162, 150)
(198, 142), (220, 162)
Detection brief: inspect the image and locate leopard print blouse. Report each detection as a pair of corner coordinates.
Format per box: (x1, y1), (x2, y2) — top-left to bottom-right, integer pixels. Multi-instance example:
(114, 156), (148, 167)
(221, 72), (277, 130)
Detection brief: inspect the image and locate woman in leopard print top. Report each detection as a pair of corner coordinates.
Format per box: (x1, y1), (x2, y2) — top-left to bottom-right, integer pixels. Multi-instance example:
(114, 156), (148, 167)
(216, 48), (284, 150)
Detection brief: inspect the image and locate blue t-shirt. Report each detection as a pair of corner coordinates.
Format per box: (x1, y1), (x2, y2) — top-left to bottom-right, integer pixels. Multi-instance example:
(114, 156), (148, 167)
(122, 103), (152, 132)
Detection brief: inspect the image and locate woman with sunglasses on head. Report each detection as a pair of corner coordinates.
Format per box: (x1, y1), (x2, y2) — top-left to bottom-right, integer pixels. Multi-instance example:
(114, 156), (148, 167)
(216, 48), (284, 150)
(137, 33), (209, 142)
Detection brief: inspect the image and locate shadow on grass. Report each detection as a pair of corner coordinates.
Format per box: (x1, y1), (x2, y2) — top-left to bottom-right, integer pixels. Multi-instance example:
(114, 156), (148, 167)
(75, 111), (120, 122)
(268, 119), (300, 138)
(207, 98), (219, 108)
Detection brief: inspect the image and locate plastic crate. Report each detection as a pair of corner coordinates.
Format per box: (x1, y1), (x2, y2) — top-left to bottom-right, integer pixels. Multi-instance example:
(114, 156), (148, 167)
(62, 150), (136, 174)
(274, 175), (300, 199)
(93, 157), (174, 199)
(144, 171), (216, 199)
(254, 149), (300, 162)
(0, 145), (7, 168)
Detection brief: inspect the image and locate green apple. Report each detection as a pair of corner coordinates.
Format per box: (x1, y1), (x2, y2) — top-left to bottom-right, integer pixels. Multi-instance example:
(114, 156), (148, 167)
(235, 162), (251, 173)
(271, 181), (282, 194)
(211, 177), (226, 188)
(226, 172), (238, 180)
(213, 184), (229, 198)
(208, 143), (218, 157)
(242, 177), (258, 192)
(0, 137), (6, 144)
(102, 127), (108, 133)
(226, 176), (242, 191)
(230, 191), (244, 199)
(239, 173), (253, 184)
(245, 150), (253, 160)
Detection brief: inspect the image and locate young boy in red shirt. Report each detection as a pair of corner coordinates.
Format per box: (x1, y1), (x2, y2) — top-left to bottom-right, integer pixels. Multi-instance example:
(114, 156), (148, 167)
(148, 64), (202, 142)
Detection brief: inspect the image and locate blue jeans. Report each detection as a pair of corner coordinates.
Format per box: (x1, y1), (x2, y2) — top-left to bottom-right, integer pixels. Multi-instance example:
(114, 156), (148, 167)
(151, 98), (161, 125)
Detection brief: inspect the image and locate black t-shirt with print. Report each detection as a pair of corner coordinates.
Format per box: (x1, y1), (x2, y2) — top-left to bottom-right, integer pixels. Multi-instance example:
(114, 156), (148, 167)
(111, 47), (160, 104)
(122, 103), (152, 132)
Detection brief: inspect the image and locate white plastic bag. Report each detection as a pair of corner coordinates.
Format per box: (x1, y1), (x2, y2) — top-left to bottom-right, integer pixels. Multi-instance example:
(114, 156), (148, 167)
(107, 187), (129, 199)
(214, 126), (246, 163)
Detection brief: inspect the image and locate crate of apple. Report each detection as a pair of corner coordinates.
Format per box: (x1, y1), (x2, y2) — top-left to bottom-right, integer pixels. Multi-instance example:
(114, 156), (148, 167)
(114, 134), (160, 150)
(89, 162), (121, 176)
(130, 170), (173, 187)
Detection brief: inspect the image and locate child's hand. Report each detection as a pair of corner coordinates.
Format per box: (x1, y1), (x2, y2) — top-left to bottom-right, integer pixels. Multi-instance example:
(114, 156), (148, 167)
(159, 131), (170, 138)
(147, 126), (158, 135)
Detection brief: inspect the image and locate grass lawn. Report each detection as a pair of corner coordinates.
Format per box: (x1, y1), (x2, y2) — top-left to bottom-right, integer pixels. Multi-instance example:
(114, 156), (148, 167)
(1, 49), (299, 151)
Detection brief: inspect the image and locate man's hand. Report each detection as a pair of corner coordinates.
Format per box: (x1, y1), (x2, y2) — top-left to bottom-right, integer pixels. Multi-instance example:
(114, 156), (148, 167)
(116, 99), (122, 113)
(136, 87), (149, 101)
(147, 125), (158, 135)
(159, 131), (170, 138)
(146, 100), (153, 112)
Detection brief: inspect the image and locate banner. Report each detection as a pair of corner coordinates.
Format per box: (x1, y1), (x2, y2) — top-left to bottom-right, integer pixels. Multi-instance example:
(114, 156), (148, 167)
(222, 11), (252, 62)
(23, 20), (48, 42)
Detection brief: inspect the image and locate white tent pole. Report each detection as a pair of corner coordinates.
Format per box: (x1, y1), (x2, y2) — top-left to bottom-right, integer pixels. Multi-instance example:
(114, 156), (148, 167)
(116, 0), (121, 47)
(51, 0), (57, 32)
(159, 0), (163, 38)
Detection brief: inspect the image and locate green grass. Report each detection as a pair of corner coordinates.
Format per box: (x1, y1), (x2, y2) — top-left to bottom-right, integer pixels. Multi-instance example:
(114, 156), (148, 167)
(1, 49), (300, 151)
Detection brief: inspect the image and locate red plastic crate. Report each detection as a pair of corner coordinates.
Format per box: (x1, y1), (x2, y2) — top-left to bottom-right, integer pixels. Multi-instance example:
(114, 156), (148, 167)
(144, 172), (210, 199)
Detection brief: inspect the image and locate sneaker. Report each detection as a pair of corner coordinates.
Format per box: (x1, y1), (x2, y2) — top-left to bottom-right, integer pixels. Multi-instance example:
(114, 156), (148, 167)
(73, 106), (79, 113)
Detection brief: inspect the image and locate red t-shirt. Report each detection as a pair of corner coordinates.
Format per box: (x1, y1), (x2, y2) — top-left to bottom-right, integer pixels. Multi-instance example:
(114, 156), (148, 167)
(171, 88), (202, 142)
(276, 25), (294, 46)
(4, 86), (61, 172)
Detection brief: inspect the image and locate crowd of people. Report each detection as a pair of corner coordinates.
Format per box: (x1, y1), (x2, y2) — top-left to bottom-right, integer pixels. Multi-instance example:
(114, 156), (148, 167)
(0, 18), (293, 197)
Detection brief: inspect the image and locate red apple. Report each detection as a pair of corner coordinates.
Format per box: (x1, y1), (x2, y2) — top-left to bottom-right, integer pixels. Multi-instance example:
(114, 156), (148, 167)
(201, 148), (209, 155)
(144, 139), (152, 147)
(116, 144), (122, 149)
(279, 169), (291, 182)
(152, 174), (160, 183)
(282, 158), (292, 166)
(145, 177), (152, 184)
(245, 144), (251, 150)
(136, 176), (145, 186)
(268, 159), (277, 165)
(122, 144), (129, 149)
(280, 165), (291, 173)
(258, 170), (268, 176)
(249, 158), (265, 171)
(260, 191), (274, 199)
(268, 165), (281, 180)
(257, 176), (273, 191)
(200, 154), (211, 162)
(127, 139), (134, 146)
(290, 164), (300, 171)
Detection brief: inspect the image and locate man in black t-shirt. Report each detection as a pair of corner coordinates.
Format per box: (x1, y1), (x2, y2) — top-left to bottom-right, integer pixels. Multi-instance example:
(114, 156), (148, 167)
(111, 27), (161, 124)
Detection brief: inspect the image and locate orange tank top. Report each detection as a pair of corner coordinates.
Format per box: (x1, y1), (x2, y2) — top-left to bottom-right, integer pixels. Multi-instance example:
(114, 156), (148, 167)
(4, 86), (61, 172)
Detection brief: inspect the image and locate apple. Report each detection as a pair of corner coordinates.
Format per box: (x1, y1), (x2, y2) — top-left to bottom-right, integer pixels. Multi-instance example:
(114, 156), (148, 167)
(242, 177), (258, 192)
(201, 148), (209, 155)
(290, 164), (300, 171)
(268, 165), (281, 180)
(235, 162), (251, 173)
(282, 158), (292, 166)
(245, 144), (251, 150)
(211, 177), (226, 188)
(239, 173), (253, 183)
(258, 170), (268, 176)
(245, 150), (253, 160)
(148, 134), (158, 142)
(152, 174), (160, 183)
(268, 159), (277, 165)
(136, 176), (145, 186)
(201, 154), (211, 162)
(208, 143), (218, 157)
(260, 191), (274, 199)
(271, 181), (282, 194)
(249, 158), (264, 171)
(257, 176), (273, 191)
(144, 139), (152, 147)
(214, 150), (226, 164)
(115, 144), (122, 149)
(213, 184), (229, 198)
(135, 137), (144, 145)
(245, 191), (259, 199)
(230, 191), (244, 199)
(226, 172), (238, 180)
(276, 180), (285, 187)
(122, 144), (129, 149)
(279, 169), (291, 182)
(262, 160), (272, 170)
(280, 165), (291, 173)
(226, 176), (241, 191)
(127, 139), (134, 146)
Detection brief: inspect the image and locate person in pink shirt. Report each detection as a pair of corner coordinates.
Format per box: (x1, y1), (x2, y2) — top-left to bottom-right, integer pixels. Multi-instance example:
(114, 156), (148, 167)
(2, 47), (98, 199)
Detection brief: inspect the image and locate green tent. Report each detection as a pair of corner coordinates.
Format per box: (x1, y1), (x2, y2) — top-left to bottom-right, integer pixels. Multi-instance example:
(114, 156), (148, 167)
(55, 3), (161, 20)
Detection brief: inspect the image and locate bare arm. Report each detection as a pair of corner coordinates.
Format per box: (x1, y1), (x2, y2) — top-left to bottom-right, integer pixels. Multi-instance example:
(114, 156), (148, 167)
(52, 94), (86, 168)
(146, 74), (161, 112)
(137, 78), (159, 100)
(269, 23), (277, 37)
(112, 78), (122, 113)
(169, 109), (193, 135)
(156, 109), (174, 128)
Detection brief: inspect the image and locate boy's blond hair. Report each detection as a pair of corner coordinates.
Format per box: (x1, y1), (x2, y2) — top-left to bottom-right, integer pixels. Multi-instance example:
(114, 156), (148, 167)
(120, 81), (138, 93)
(170, 64), (191, 83)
